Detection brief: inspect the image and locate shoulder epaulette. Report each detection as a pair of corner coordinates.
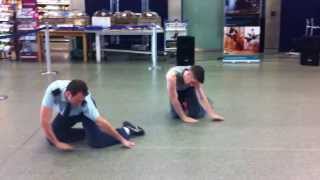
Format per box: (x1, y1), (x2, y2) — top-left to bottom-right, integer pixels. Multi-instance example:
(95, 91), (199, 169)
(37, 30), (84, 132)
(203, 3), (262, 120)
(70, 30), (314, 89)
(51, 88), (61, 96)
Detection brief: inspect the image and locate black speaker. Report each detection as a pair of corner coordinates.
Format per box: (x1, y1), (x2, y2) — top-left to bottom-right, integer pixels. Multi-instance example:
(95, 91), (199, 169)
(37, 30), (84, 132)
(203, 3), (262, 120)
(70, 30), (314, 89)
(176, 36), (195, 66)
(296, 36), (320, 66)
(300, 51), (319, 66)
(298, 37), (320, 51)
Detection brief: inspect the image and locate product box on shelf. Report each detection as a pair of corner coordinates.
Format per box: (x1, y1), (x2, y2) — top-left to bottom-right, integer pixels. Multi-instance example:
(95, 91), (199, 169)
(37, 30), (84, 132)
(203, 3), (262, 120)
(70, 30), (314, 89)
(91, 10), (112, 28)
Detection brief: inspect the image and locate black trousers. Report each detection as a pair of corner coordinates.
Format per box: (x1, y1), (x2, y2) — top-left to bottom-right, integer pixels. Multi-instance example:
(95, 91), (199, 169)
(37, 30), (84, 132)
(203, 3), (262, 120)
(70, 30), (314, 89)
(51, 114), (129, 148)
(170, 87), (206, 119)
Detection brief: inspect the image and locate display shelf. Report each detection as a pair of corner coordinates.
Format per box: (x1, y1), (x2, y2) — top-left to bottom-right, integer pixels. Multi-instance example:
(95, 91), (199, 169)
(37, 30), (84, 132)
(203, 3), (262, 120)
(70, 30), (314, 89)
(164, 21), (187, 54)
(0, 1), (17, 60)
(16, 0), (38, 60)
(36, 0), (70, 24)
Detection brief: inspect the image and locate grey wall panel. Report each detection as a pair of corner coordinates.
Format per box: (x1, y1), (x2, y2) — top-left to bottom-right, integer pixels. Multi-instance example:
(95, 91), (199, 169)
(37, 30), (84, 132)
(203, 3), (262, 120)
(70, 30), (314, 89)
(71, 0), (85, 11)
(168, 0), (182, 20)
(265, 0), (281, 49)
(183, 0), (223, 50)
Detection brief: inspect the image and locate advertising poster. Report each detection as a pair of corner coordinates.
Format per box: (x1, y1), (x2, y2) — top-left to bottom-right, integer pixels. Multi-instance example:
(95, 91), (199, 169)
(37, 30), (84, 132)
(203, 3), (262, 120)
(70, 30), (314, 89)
(223, 0), (262, 63)
(225, 0), (260, 16)
(224, 26), (260, 55)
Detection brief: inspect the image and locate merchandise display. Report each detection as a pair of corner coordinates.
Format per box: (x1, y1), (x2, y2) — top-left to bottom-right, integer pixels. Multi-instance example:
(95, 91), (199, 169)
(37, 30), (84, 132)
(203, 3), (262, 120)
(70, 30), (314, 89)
(37, 0), (89, 27)
(110, 11), (161, 26)
(164, 20), (187, 53)
(90, 10), (163, 30)
(64, 10), (89, 27)
(89, 9), (164, 64)
(37, 0), (70, 25)
(17, 0), (38, 60)
(92, 9), (112, 28)
(36, 0), (89, 62)
(112, 11), (139, 25)
(0, 2), (165, 61)
(138, 11), (161, 26)
(0, 2), (15, 59)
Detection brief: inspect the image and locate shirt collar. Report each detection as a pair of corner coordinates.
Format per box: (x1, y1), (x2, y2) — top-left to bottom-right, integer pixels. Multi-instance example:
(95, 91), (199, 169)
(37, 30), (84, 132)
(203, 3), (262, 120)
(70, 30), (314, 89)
(60, 87), (68, 103)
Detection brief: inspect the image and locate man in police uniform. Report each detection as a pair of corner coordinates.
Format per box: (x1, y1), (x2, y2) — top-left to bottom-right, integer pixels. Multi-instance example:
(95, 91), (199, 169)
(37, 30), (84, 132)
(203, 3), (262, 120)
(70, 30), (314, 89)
(166, 65), (224, 123)
(40, 79), (144, 151)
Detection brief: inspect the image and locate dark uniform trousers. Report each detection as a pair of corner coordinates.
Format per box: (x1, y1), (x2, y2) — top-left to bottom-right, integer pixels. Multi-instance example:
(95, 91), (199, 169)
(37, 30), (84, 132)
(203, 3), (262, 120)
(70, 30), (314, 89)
(51, 114), (129, 148)
(170, 87), (206, 119)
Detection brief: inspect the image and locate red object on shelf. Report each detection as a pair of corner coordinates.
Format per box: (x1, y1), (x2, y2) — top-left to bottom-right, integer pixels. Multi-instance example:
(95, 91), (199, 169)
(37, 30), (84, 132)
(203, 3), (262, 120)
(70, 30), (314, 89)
(22, 0), (36, 7)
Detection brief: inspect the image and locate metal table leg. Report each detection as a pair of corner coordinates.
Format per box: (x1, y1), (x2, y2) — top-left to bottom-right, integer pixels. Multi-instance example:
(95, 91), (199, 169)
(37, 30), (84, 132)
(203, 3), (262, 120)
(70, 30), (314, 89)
(149, 26), (161, 70)
(95, 32), (101, 63)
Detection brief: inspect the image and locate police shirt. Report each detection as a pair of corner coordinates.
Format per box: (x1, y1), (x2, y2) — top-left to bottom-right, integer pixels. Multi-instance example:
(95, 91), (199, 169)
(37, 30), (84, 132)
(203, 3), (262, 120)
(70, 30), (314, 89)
(41, 80), (100, 121)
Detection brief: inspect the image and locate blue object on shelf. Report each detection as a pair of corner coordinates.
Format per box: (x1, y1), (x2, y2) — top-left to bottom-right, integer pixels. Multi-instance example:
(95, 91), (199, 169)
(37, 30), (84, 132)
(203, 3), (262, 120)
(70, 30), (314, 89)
(85, 25), (104, 31)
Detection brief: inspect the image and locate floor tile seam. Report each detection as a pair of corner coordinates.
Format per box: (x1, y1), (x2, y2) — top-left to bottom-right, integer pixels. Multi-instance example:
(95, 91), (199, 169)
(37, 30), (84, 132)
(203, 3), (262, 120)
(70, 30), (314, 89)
(0, 128), (40, 172)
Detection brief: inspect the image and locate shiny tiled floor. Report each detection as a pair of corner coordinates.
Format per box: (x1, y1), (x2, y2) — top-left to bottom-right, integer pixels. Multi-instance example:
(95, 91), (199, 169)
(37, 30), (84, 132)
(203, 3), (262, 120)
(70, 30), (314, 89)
(0, 53), (320, 180)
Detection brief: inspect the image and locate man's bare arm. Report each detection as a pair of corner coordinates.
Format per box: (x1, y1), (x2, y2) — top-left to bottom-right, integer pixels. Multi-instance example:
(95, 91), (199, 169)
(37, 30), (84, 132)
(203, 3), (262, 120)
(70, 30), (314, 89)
(195, 86), (224, 121)
(96, 116), (135, 148)
(166, 73), (198, 123)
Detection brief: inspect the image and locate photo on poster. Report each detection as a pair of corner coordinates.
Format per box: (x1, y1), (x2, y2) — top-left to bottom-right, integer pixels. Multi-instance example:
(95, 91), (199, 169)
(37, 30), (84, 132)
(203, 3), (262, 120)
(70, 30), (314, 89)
(225, 0), (260, 16)
(224, 26), (260, 55)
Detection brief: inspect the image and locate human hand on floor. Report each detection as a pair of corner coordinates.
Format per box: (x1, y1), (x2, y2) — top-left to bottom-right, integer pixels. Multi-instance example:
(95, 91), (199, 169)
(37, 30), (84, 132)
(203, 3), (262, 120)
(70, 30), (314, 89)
(55, 142), (74, 151)
(121, 139), (136, 149)
(182, 116), (198, 124)
(210, 113), (225, 121)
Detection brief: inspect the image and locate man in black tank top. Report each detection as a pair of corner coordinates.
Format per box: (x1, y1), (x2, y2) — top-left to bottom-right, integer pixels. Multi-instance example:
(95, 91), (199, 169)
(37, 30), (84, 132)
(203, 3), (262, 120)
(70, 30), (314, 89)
(166, 65), (224, 123)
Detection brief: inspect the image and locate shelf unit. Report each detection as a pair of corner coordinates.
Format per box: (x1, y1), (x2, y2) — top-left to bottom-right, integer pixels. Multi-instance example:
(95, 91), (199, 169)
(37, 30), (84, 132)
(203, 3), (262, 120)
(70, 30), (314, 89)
(36, 0), (72, 56)
(36, 0), (70, 25)
(164, 21), (187, 54)
(16, 0), (38, 60)
(0, 1), (18, 60)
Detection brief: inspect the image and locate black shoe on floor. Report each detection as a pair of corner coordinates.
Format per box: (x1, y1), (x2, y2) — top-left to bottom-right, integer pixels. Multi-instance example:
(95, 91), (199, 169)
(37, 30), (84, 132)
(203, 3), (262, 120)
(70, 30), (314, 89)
(122, 121), (145, 136)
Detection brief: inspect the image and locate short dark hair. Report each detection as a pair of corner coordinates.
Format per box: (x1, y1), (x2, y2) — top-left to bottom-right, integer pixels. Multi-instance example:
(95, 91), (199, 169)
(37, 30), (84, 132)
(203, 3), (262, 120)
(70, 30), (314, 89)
(191, 65), (205, 83)
(66, 80), (89, 96)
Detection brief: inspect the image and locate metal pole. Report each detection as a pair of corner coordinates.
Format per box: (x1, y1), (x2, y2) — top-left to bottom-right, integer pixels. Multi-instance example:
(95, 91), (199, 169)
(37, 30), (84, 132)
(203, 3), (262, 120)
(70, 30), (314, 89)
(152, 25), (157, 68)
(141, 0), (145, 12)
(45, 23), (52, 72)
(311, 18), (315, 36)
(110, 0), (114, 12)
(116, 0), (119, 12)
(95, 32), (101, 63)
(141, 0), (149, 12)
(42, 23), (57, 75)
(148, 25), (160, 70)
(146, 0), (149, 11)
(305, 19), (310, 36)
(115, 0), (120, 44)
